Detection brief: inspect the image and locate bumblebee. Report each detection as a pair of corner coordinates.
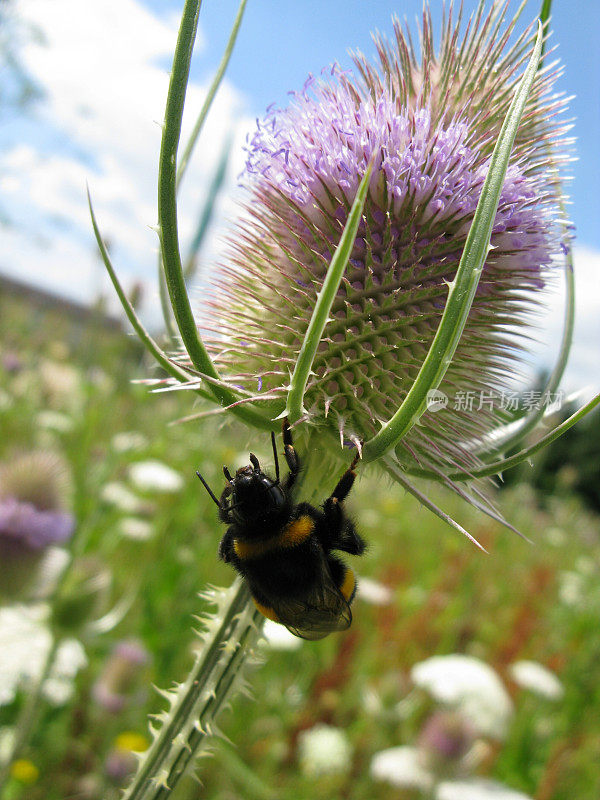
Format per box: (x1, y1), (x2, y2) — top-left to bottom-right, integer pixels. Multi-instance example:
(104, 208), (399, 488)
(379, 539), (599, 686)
(196, 418), (366, 640)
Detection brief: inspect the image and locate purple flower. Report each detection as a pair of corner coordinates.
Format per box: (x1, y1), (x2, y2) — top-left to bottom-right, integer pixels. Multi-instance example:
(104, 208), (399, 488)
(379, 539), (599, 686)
(0, 497), (74, 550)
(197, 2), (569, 477)
(0, 450), (73, 602)
(418, 710), (475, 766)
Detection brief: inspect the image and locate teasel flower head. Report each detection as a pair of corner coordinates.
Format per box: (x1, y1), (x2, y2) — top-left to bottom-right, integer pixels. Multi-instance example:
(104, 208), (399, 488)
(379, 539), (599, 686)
(0, 451), (74, 602)
(197, 2), (569, 484)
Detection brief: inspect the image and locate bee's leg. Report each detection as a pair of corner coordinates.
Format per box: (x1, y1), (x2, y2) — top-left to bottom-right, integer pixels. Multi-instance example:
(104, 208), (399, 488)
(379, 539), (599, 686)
(218, 528), (235, 563)
(322, 451), (360, 522)
(321, 452), (365, 555)
(217, 485), (233, 524)
(336, 518), (366, 556)
(329, 450), (360, 504)
(321, 504), (366, 555)
(282, 417), (301, 490)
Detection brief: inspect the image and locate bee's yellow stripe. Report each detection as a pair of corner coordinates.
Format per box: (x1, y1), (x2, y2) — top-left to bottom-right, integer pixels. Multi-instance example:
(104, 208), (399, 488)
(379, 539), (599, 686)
(340, 567), (356, 602)
(279, 515), (314, 546)
(233, 515), (314, 560)
(253, 599), (280, 622)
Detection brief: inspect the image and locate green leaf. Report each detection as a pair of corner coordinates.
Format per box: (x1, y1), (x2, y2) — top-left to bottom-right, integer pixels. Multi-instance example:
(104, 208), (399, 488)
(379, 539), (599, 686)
(285, 164), (374, 422)
(362, 22), (545, 463)
(157, 0), (271, 431)
(177, 0), (248, 187)
(88, 187), (213, 402)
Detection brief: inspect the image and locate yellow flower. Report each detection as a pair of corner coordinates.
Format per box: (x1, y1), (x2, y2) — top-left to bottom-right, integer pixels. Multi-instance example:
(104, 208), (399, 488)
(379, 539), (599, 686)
(114, 731), (149, 753)
(10, 759), (39, 785)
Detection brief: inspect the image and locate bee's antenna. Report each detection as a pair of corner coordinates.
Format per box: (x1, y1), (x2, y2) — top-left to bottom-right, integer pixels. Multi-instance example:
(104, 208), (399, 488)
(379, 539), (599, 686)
(271, 431), (280, 483)
(196, 471), (220, 507)
(223, 466), (233, 483)
(249, 453), (260, 472)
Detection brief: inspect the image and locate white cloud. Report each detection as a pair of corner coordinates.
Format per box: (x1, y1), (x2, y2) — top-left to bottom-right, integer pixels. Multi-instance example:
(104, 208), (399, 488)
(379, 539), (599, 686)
(0, 0), (251, 323)
(525, 245), (600, 393)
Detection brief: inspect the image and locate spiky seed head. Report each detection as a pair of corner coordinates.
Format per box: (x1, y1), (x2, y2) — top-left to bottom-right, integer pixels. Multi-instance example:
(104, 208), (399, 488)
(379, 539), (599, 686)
(196, 2), (570, 475)
(0, 451), (74, 602)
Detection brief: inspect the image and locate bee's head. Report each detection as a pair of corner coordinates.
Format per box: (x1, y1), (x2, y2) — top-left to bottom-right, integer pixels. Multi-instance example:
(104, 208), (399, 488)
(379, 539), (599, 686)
(225, 454), (286, 526)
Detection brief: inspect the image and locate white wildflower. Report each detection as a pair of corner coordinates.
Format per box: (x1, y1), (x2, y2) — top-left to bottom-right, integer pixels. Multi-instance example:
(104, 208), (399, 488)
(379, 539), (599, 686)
(508, 661), (564, 701)
(260, 619), (303, 651)
(111, 431), (149, 453)
(117, 517), (154, 541)
(436, 778), (534, 800)
(0, 604), (87, 706)
(36, 410), (74, 433)
(297, 723), (352, 777)
(357, 576), (393, 606)
(370, 746), (434, 790)
(100, 482), (146, 514)
(0, 727), (15, 763)
(39, 359), (82, 410)
(0, 390), (14, 411)
(128, 461), (183, 493)
(558, 571), (585, 608)
(411, 655), (513, 740)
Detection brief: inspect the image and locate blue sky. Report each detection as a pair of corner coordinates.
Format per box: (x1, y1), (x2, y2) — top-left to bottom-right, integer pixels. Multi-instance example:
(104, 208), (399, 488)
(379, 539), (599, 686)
(1, 0), (598, 390)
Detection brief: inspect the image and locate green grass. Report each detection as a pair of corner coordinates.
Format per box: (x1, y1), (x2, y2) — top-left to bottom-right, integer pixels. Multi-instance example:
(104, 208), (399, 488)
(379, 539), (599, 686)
(1, 291), (599, 800)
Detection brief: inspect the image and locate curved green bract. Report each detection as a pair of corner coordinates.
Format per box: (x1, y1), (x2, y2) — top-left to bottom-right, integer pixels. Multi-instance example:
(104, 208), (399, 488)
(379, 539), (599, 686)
(88, 188), (213, 403)
(177, 0), (248, 186)
(159, 0), (246, 336)
(285, 165), (373, 422)
(361, 24), (544, 463)
(383, 458), (486, 551)
(157, 0), (271, 431)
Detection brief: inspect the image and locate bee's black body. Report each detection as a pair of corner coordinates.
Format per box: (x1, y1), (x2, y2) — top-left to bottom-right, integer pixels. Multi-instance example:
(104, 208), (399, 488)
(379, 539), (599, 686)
(197, 419), (365, 639)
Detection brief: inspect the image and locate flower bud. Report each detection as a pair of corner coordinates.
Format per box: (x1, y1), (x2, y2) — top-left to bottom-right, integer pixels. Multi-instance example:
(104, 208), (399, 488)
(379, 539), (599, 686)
(51, 556), (111, 635)
(92, 639), (151, 713)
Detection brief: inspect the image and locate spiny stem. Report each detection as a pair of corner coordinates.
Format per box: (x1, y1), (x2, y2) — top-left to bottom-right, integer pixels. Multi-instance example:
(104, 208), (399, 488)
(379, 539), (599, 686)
(123, 435), (329, 798)
(123, 581), (260, 800)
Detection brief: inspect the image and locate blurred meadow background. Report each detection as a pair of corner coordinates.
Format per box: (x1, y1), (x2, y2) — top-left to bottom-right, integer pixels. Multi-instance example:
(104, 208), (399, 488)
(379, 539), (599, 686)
(1, 0), (600, 799)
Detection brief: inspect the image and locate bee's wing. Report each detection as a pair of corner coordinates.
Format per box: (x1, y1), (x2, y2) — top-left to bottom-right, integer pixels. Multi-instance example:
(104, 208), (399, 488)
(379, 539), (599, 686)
(269, 557), (352, 641)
